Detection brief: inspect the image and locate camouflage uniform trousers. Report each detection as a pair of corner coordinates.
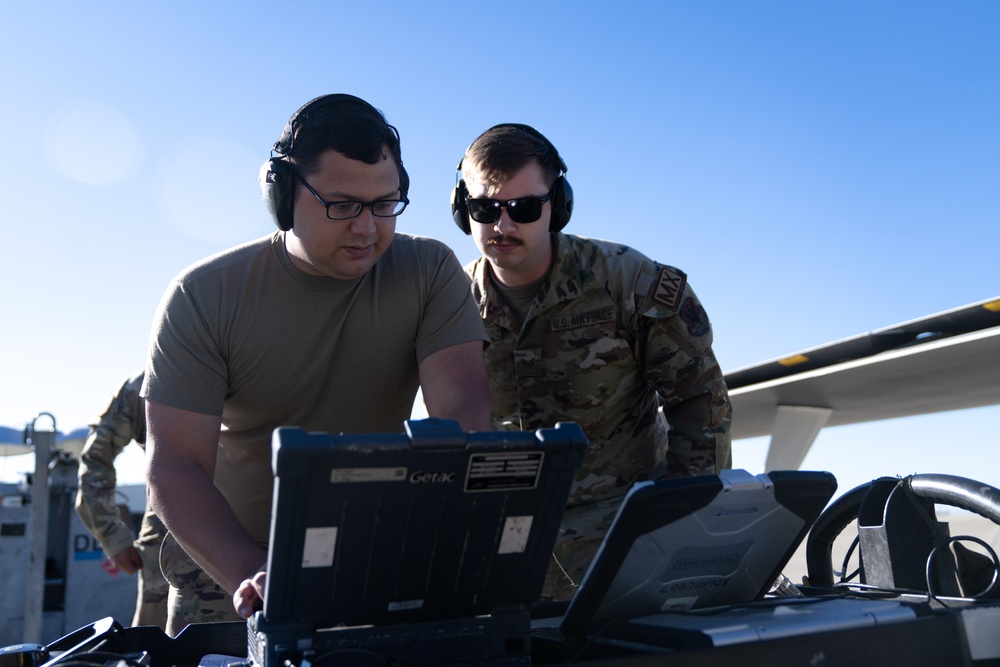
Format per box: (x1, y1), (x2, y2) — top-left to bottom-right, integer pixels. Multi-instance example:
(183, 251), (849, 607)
(132, 538), (168, 629)
(159, 532), (242, 637)
(542, 496), (623, 602)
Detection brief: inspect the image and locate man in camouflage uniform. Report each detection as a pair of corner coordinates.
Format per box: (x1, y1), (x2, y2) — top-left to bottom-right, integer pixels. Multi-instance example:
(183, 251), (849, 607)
(75, 371), (168, 629)
(77, 373), (239, 632)
(453, 124), (733, 600)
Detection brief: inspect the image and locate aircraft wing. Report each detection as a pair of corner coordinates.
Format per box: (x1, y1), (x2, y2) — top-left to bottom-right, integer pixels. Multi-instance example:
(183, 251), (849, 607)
(0, 425), (31, 457)
(0, 425), (91, 458)
(725, 297), (1000, 471)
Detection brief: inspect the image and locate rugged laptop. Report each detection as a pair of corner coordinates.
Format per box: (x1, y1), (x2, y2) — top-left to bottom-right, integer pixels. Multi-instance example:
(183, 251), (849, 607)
(532, 469), (838, 655)
(248, 418), (588, 667)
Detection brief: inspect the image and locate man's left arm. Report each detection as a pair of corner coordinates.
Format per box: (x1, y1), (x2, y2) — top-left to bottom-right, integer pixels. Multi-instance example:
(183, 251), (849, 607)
(640, 286), (732, 476)
(419, 340), (492, 432)
(76, 375), (146, 572)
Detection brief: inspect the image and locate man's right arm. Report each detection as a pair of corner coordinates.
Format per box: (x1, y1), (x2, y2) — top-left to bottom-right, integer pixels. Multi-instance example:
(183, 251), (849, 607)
(145, 400), (267, 596)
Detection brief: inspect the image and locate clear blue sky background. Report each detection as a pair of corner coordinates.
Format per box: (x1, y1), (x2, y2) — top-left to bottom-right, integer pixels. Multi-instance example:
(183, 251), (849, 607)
(1, 2), (997, 497)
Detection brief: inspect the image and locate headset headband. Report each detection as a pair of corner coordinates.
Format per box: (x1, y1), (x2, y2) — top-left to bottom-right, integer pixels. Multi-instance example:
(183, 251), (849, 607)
(273, 93), (378, 157)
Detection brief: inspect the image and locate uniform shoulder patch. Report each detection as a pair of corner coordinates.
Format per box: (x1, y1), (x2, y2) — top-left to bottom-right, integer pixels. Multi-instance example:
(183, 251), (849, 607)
(652, 266), (687, 309)
(680, 297), (710, 337)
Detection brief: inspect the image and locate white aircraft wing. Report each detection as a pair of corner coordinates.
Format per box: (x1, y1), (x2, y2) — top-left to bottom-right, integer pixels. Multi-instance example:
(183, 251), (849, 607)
(0, 426), (31, 457)
(0, 425), (91, 458)
(725, 297), (1000, 471)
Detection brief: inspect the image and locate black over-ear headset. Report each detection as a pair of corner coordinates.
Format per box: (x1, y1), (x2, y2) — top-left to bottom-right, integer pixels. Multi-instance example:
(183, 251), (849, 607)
(451, 123), (573, 235)
(259, 94), (409, 231)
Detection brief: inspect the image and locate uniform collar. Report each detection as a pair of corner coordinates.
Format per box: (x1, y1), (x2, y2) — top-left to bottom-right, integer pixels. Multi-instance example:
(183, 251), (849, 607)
(472, 233), (586, 327)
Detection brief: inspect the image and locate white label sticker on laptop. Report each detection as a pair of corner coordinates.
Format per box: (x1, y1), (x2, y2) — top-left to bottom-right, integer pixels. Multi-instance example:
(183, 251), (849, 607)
(661, 596), (698, 611)
(466, 452), (543, 492)
(330, 467), (407, 483)
(302, 526), (338, 568)
(498, 515), (534, 554)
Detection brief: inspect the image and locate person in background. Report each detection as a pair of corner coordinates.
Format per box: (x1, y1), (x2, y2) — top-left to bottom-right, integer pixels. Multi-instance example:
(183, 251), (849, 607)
(75, 370), (167, 630)
(452, 123), (733, 600)
(143, 93), (491, 635)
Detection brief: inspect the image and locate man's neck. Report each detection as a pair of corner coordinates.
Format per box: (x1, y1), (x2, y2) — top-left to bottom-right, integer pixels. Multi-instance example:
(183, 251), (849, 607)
(489, 270), (547, 328)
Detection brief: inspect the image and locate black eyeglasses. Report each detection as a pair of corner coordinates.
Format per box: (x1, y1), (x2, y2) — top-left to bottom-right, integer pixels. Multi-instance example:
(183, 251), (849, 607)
(295, 172), (408, 220)
(466, 192), (552, 224)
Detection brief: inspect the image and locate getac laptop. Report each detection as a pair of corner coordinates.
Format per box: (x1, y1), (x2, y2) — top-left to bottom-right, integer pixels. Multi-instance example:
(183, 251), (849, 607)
(533, 468), (838, 653)
(247, 418), (588, 667)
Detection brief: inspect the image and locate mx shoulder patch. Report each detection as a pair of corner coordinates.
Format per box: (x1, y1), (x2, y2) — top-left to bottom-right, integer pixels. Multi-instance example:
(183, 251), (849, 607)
(652, 267), (687, 309)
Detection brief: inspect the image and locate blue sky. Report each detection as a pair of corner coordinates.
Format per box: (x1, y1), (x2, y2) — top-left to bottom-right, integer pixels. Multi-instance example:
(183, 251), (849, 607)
(1, 2), (997, 495)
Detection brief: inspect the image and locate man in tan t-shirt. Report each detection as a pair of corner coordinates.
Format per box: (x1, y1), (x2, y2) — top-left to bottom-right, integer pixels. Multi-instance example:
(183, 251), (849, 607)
(143, 94), (492, 636)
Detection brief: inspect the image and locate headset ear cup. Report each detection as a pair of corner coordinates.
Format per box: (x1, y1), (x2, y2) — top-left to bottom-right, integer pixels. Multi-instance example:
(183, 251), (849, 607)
(451, 179), (472, 235)
(550, 175), (573, 233)
(259, 158), (295, 231)
(399, 164), (410, 198)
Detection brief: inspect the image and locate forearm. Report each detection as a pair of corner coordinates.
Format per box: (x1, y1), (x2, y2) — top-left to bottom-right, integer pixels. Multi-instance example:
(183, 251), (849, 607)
(642, 300), (732, 476)
(148, 455), (266, 594)
(426, 393), (492, 432)
(663, 374), (732, 476)
(74, 493), (134, 557)
(76, 426), (133, 556)
(420, 341), (493, 432)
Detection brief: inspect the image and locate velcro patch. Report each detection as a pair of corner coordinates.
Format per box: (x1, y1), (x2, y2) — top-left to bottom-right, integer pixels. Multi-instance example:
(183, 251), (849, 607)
(513, 348), (543, 378)
(652, 267), (687, 309)
(549, 307), (616, 331)
(680, 297), (710, 337)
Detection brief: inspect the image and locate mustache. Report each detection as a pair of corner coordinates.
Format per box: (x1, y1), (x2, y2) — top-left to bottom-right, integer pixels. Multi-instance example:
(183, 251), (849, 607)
(485, 235), (524, 246)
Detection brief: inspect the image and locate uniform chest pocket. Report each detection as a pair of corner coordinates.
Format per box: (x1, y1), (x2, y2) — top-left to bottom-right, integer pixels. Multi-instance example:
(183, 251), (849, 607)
(536, 316), (634, 395)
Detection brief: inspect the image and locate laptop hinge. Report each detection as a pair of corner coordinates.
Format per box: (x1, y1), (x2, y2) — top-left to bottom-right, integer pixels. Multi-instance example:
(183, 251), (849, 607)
(404, 418), (467, 447)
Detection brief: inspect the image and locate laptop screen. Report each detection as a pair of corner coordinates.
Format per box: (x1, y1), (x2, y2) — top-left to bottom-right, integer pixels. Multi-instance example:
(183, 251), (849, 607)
(261, 419), (587, 629)
(559, 469), (838, 637)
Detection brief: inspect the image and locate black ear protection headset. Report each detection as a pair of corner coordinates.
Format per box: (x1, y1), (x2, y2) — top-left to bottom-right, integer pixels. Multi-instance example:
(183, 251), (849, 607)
(259, 94), (409, 231)
(451, 123), (573, 235)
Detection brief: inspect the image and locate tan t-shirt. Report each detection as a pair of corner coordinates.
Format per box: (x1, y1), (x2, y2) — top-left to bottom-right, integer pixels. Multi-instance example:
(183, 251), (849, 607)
(144, 231), (488, 543)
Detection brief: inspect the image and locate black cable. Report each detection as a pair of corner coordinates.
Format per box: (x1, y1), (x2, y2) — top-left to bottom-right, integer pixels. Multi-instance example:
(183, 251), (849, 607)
(838, 535), (862, 583)
(925, 534), (1000, 607)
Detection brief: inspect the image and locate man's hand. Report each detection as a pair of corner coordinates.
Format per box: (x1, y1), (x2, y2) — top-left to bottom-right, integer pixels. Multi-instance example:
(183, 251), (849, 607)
(110, 545), (143, 574)
(234, 568), (267, 619)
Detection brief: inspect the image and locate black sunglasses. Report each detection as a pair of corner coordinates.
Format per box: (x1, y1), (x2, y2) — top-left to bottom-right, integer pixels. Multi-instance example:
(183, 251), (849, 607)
(466, 192), (552, 224)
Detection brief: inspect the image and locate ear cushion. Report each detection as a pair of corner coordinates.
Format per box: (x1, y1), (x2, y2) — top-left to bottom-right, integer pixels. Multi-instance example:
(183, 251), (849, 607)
(259, 157), (295, 231)
(398, 163), (411, 199)
(451, 177), (471, 235)
(550, 175), (574, 233)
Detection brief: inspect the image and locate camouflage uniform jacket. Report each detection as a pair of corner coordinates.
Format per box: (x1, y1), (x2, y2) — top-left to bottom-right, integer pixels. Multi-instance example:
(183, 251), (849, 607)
(75, 372), (167, 558)
(466, 233), (732, 508)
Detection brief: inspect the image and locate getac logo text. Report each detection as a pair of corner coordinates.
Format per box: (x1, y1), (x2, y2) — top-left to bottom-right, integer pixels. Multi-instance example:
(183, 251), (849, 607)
(409, 471), (456, 484)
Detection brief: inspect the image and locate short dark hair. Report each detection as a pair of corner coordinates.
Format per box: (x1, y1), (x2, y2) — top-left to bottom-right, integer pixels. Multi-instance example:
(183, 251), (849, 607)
(283, 95), (408, 195)
(461, 125), (561, 194)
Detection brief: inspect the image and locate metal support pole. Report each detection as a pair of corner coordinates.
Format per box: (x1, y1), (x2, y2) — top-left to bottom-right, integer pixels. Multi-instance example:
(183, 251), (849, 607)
(24, 412), (56, 644)
(764, 405), (832, 472)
